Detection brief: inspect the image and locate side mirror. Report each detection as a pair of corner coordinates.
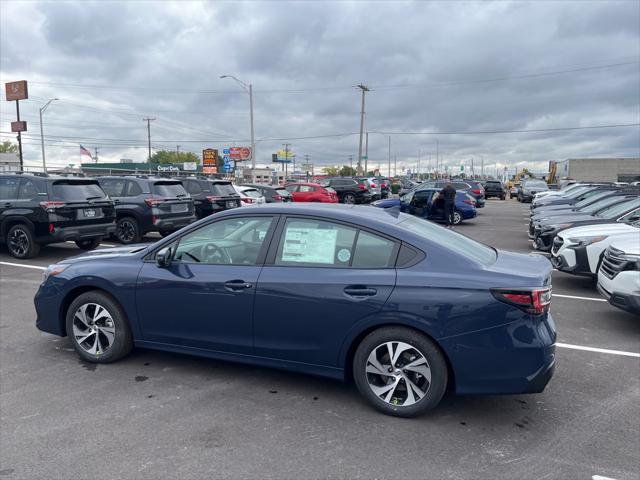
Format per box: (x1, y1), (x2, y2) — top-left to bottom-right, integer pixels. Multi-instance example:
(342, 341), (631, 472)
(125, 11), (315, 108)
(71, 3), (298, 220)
(156, 247), (173, 267)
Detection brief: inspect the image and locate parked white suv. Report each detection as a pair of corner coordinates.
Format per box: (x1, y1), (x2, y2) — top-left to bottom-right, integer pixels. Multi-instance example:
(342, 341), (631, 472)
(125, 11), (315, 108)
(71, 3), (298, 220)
(597, 236), (640, 314)
(551, 221), (640, 276)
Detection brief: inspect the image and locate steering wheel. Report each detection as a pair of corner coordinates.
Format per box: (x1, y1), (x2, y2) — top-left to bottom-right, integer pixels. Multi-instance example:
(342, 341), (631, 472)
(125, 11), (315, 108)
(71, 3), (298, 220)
(199, 243), (232, 264)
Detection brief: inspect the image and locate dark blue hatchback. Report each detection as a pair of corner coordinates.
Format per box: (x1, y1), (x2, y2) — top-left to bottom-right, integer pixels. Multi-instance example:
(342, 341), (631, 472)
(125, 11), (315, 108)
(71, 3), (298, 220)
(35, 204), (555, 417)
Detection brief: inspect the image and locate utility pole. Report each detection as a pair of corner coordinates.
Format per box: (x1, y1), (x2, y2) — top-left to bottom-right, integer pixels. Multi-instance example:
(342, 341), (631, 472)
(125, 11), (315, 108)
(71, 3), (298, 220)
(435, 139), (439, 177)
(355, 84), (369, 176)
(143, 117), (155, 162)
(364, 131), (369, 175)
(176, 145), (180, 156)
(481, 155), (484, 177)
(417, 149), (421, 179)
(94, 147), (99, 163)
(349, 155), (353, 173)
(39, 97), (58, 173)
(388, 136), (391, 178)
(394, 156), (397, 177)
(471, 157), (475, 177)
(282, 143), (291, 178)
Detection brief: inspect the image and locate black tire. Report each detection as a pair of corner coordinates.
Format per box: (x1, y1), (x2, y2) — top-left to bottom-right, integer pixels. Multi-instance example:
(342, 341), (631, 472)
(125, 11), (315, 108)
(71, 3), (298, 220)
(75, 238), (101, 250)
(353, 326), (448, 417)
(342, 193), (356, 204)
(158, 229), (174, 238)
(6, 224), (40, 259)
(65, 291), (133, 363)
(116, 216), (140, 244)
(501, 195), (506, 200)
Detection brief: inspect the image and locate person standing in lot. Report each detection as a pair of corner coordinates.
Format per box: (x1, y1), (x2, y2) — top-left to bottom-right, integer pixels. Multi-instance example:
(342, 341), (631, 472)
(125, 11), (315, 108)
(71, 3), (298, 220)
(441, 183), (457, 228)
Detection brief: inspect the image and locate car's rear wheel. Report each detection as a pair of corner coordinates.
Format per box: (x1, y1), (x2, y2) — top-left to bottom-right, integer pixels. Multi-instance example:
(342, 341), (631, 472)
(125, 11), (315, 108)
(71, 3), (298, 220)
(342, 193), (356, 204)
(353, 327), (448, 417)
(116, 217), (140, 244)
(75, 238), (101, 250)
(66, 291), (133, 363)
(6, 224), (40, 259)
(453, 211), (462, 225)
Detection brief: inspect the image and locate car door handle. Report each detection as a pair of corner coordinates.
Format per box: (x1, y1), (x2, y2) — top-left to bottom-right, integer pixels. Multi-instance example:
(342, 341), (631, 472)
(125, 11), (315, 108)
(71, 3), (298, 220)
(344, 286), (377, 297)
(224, 280), (253, 291)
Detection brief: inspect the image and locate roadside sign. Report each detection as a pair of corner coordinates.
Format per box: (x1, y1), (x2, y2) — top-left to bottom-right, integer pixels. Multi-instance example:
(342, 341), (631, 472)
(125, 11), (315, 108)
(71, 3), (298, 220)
(5, 81), (28, 101)
(229, 147), (251, 161)
(203, 166), (217, 174)
(202, 148), (218, 167)
(183, 162), (197, 171)
(10, 121), (27, 132)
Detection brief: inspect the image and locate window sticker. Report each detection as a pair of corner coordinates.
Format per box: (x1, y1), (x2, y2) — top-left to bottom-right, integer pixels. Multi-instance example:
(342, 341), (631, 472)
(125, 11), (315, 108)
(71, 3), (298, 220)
(337, 248), (351, 263)
(281, 227), (338, 264)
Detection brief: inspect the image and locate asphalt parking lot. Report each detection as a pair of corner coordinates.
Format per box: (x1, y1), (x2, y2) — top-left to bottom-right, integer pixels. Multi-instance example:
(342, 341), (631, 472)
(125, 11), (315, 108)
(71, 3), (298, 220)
(1, 200), (638, 480)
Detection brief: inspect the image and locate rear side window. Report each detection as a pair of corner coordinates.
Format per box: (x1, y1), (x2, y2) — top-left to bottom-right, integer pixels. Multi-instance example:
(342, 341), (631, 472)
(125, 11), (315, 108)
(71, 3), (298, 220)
(152, 182), (187, 197)
(50, 181), (107, 202)
(99, 179), (126, 197)
(299, 185), (315, 193)
(126, 181), (143, 196)
(0, 178), (19, 199)
(211, 182), (236, 196)
(18, 180), (38, 199)
(352, 231), (396, 268)
(398, 215), (497, 265)
(285, 185), (298, 193)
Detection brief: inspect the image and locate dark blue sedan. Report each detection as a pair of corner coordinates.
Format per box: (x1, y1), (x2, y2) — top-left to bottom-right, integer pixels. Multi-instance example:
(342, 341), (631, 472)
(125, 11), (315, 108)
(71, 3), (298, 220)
(372, 188), (477, 224)
(35, 204), (555, 417)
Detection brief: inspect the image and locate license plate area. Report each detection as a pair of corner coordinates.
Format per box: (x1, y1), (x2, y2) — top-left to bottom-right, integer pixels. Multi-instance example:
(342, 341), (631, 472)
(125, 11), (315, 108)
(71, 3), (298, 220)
(171, 203), (188, 213)
(79, 208), (101, 219)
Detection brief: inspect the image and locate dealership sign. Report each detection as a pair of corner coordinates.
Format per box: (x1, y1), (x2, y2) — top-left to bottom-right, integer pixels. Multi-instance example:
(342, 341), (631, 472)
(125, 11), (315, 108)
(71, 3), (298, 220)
(11, 121), (27, 132)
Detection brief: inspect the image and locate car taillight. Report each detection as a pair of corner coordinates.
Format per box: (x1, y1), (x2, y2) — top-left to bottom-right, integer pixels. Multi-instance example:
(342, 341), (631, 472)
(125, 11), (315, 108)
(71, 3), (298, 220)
(381, 183), (387, 188)
(491, 287), (552, 315)
(49, 223), (55, 234)
(463, 199), (475, 205)
(273, 195), (282, 201)
(472, 189), (481, 195)
(40, 201), (65, 212)
(358, 184), (366, 190)
(370, 183), (377, 188)
(206, 196), (222, 202)
(145, 198), (166, 207)
(242, 198), (254, 204)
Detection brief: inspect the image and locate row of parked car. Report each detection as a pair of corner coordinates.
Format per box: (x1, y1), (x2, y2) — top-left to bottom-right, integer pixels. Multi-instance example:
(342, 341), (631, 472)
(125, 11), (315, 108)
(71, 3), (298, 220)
(528, 182), (640, 315)
(0, 173), (395, 259)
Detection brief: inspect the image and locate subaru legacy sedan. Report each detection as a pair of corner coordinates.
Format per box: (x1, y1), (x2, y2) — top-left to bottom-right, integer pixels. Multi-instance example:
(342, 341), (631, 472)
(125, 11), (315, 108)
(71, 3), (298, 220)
(35, 204), (555, 417)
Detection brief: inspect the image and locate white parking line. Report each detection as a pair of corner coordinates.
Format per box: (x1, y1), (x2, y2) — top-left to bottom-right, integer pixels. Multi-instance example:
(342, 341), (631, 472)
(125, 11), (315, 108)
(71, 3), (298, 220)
(593, 475), (620, 480)
(558, 343), (640, 358)
(553, 293), (606, 302)
(0, 261), (46, 271)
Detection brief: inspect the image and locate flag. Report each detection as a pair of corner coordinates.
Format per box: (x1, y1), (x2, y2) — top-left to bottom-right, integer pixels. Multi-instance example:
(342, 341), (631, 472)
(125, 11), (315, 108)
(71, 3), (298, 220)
(80, 145), (93, 159)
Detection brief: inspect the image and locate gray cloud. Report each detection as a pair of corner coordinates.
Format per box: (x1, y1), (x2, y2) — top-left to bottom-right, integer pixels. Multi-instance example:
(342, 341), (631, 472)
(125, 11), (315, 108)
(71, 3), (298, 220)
(1, 0), (638, 174)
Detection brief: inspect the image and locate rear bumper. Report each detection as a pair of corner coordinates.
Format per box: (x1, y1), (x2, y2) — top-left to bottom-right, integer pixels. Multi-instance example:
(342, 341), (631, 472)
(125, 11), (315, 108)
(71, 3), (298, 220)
(441, 314), (556, 395)
(37, 222), (116, 244)
(597, 283), (640, 314)
(153, 215), (196, 231)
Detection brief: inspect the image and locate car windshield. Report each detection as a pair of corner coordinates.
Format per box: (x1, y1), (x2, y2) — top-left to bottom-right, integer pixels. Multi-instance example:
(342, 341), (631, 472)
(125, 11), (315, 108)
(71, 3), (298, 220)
(50, 181), (107, 202)
(595, 198), (640, 219)
(579, 196), (630, 214)
(523, 180), (548, 189)
(397, 215), (497, 265)
(152, 182), (188, 197)
(211, 182), (236, 196)
(563, 186), (592, 198)
(573, 190), (610, 208)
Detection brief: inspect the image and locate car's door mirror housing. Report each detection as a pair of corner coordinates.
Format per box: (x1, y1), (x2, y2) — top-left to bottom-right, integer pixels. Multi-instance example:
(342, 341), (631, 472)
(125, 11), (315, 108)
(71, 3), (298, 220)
(156, 247), (173, 267)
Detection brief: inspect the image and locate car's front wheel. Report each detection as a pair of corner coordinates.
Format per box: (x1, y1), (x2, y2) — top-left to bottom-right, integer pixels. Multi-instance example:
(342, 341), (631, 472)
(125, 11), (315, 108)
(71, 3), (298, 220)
(66, 291), (133, 363)
(453, 211), (462, 225)
(353, 327), (448, 417)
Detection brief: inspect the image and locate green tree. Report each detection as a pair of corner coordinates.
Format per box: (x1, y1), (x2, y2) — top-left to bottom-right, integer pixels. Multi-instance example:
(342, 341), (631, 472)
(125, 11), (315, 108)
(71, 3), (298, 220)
(0, 141), (18, 153)
(339, 165), (357, 177)
(150, 150), (200, 164)
(322, 166), (340, 176)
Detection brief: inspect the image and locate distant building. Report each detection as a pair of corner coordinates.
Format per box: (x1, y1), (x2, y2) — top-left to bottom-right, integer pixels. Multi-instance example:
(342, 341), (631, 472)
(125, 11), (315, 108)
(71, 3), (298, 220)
(80, 162), (201, 176)
(555, 158), (640, 183)
(0, 152), (20, 172)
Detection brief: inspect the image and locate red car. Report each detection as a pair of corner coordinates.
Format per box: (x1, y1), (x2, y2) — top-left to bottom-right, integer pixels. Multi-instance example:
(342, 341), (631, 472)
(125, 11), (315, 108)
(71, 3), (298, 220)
(285, 182), (338, 203)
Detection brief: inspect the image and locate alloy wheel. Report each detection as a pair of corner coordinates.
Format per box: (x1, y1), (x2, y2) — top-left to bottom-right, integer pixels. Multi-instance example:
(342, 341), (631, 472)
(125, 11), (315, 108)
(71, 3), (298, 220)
(8, 228), (29, 257)
(365, 341), (431, 407)
(117, 220), (135, 243)
(343, 194), (356, 204)
(72, 303), (116, 355)
(454, 212), (462, 225)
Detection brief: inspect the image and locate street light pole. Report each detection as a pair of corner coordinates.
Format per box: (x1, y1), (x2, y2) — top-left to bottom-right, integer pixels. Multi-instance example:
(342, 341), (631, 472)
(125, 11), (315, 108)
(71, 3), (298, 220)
(220, 75), (255, 171)
(355, 84), (369, 176)
(39, 98), (59, 173)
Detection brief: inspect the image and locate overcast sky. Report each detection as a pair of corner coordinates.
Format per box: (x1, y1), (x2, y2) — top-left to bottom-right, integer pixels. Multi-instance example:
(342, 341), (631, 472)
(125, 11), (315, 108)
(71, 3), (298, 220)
(1, 0), (639, 175)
